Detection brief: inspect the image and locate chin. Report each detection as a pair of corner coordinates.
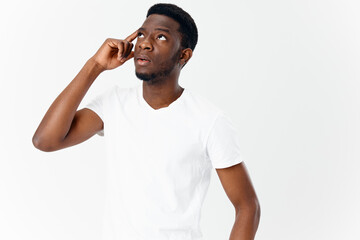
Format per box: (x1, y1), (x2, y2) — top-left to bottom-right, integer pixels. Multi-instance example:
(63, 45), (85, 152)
(135, 71), (156, 81)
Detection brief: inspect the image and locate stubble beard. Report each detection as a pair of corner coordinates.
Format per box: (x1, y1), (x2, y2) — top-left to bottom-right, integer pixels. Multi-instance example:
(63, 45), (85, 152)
(135, 50), (181, 84)
(135, 67), (173, 83)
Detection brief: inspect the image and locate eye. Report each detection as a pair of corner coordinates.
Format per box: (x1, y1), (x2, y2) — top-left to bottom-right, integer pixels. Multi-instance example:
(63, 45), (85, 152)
(157, 35), (166, 40)
(137, 32), (144, 38)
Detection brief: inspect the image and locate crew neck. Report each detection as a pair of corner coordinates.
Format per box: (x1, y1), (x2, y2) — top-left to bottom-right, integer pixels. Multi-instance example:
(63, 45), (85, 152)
(137, 84), (187, 112)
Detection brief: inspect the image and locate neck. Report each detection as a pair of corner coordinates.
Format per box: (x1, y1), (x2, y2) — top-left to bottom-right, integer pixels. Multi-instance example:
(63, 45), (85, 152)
(142, 80), (184, 109)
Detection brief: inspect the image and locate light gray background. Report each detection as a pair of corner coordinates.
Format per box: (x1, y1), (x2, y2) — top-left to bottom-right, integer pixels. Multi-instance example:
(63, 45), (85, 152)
(1, 0), (359, 239)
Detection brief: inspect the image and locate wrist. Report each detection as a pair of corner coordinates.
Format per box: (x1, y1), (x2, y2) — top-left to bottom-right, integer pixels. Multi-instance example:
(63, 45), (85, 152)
(87, 57), (106, 74)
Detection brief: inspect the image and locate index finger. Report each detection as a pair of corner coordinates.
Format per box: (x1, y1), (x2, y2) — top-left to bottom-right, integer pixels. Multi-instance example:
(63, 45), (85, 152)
(125, 30), (139, 42)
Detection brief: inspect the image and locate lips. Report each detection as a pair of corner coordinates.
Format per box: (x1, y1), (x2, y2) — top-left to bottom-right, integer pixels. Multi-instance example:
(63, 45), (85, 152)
(136, 55), (151, 62)
(135, 54), (152, 66)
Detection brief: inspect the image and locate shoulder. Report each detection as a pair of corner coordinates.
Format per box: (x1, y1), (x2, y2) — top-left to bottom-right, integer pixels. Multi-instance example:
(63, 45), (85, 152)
(185, 88), (223, 118)
(100, 84), (137, 101)
(184, 88), (240, 131)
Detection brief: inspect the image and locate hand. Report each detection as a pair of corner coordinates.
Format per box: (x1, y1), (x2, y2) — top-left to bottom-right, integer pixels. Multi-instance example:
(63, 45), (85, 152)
(90, 30), (138, 71)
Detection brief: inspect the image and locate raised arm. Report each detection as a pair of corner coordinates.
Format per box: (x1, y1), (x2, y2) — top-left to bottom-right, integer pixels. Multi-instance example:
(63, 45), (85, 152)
(32, 31), (138, 152)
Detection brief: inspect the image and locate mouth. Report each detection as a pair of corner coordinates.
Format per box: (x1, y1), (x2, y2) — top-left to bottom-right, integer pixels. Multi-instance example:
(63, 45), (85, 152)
(136, 55), (151, 62)
(136, 55), (151, 66)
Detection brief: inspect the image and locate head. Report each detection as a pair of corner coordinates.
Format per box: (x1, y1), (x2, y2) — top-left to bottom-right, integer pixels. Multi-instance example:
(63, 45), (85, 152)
(134, 3), (198, 82)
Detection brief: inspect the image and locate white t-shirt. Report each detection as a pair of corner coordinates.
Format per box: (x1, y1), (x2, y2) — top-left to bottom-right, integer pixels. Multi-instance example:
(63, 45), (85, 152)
(84, 83), (244, 240)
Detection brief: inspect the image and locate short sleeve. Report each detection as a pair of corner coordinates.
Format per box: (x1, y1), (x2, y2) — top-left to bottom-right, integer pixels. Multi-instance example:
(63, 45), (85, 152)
(205, 111), (244, 169)
(83, 89), (110, 137)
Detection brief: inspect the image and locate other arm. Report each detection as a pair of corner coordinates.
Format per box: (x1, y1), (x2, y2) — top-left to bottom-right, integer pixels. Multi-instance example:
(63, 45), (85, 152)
(216, 162), (260, 240)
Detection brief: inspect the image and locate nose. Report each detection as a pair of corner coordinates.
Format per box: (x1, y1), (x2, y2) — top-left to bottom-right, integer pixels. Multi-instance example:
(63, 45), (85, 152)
(139, 37), (153, 51)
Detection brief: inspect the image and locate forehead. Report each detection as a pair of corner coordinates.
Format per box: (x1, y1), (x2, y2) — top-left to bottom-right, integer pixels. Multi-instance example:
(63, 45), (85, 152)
(140, 14), (180, 34)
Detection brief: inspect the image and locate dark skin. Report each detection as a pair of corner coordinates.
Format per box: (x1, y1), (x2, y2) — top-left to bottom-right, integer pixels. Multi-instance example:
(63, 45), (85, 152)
(133, 14), (192, 110)
(32, 13), (260, 240)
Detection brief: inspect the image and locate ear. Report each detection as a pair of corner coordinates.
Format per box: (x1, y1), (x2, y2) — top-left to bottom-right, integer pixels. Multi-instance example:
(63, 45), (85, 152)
(179, 48), (193, 68)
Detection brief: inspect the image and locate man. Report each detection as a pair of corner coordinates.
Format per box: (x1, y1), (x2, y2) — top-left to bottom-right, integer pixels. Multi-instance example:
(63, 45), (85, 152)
(32, 3), (260, 240)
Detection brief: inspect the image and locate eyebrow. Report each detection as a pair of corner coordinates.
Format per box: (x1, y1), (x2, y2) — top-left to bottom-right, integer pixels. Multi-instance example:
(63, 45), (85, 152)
(138, 27), (170, 33)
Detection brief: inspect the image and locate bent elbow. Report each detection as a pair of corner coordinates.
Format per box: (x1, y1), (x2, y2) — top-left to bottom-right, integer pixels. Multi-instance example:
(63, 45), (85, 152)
(32, 135), (54, 152)
(236, 197), (261, 221)
(254, 198), (261, 222)
(248, 198), (261, 220)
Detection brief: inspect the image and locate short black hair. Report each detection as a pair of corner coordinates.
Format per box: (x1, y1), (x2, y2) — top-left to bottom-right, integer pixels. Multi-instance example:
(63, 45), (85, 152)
(146, 3), (198, 51)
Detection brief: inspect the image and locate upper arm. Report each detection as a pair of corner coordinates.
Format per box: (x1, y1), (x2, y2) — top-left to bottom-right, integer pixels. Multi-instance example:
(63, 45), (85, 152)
(216, 162), (259, 211)
(43, 108), (103, 152)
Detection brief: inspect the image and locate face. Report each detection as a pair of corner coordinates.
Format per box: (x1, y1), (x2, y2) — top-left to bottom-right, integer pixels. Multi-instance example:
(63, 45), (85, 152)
(134, 14), (183, 82)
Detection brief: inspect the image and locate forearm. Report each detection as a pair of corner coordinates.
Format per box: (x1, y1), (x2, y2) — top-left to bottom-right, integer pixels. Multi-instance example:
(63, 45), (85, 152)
(32, 58), (103, 149)
(229, 203), (261, 240)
